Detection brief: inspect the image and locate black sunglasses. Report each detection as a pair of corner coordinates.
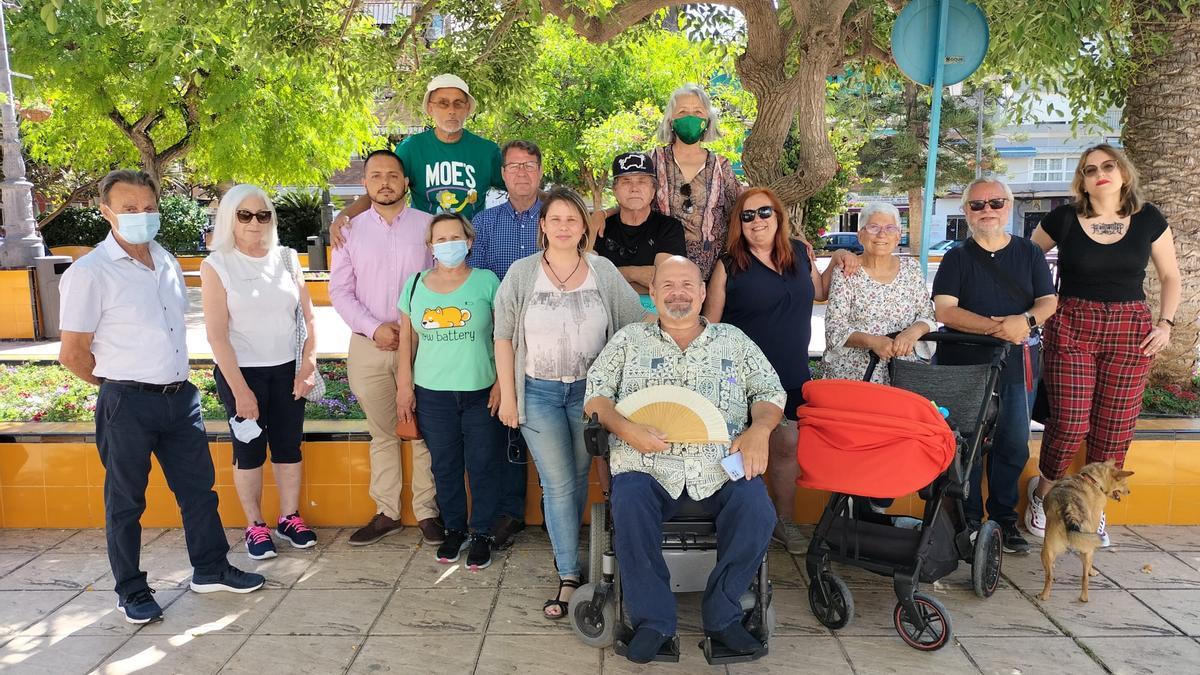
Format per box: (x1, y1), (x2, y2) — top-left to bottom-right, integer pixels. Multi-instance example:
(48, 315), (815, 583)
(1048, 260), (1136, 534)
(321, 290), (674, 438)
(740, 206), (775, 223)
(967, 198), (1008, 212)
(506, 427), (528, 465)
(680, 183), (694, 214)
(235, 209), (273, 224)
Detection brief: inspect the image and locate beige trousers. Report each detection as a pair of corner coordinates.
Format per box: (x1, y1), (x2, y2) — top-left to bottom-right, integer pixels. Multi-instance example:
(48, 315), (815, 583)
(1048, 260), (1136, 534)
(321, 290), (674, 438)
(348, 333), (438, 521)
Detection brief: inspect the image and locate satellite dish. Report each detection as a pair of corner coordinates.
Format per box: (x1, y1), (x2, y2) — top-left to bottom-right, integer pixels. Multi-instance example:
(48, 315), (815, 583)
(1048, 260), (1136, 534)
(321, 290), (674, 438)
(891, 0), (989, 86)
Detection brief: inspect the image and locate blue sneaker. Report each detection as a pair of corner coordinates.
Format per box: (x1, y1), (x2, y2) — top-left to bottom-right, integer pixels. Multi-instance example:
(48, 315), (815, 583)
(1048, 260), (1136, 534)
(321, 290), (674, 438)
(245, 524), (277, 560)
(276, 512), (317, 549)
(118, 588), (163, 624)
(190, 565), (266, 594)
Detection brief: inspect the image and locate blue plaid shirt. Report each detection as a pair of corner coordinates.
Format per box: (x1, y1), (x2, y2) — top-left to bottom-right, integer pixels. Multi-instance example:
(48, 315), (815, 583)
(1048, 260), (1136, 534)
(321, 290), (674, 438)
(468, 198), (542, 280)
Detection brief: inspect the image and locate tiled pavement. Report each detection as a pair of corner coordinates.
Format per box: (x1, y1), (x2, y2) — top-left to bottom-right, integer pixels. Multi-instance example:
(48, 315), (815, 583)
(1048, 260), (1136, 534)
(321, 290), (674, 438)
(2, 525), (1200, 674)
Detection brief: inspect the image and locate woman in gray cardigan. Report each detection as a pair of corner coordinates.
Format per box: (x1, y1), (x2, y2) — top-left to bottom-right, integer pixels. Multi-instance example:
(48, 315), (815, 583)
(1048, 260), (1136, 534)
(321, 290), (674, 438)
(495, 187), (645, 620)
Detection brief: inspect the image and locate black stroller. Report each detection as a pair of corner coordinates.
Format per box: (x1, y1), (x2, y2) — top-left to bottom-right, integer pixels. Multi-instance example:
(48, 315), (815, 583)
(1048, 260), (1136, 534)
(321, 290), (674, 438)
(798, 333), (1010, 650)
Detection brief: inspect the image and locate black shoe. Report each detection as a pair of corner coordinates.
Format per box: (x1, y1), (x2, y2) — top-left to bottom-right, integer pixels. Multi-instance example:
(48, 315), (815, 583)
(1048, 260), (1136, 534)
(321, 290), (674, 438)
(436, 529), (468, 563)
(190, 565), (265, 594)
(492, 515), (526, 550)
(117, 588), (163, 624)
(465, 533), (493, 570)
(626, 626), (672, 664)
(705, 621), (762, 655)
(1001, 523), (1030, 554)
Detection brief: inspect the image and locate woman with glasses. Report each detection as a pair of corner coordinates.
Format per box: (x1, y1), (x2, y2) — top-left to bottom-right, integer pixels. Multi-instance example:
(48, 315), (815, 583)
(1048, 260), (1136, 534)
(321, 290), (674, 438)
(1023, 144), (1181, 545)
(494, 187), (645, 620)
(396, 213), (505, 570)
(823, 201), (935, 384)
(201, 185), (319, 560)
(702, 187), (825, 555)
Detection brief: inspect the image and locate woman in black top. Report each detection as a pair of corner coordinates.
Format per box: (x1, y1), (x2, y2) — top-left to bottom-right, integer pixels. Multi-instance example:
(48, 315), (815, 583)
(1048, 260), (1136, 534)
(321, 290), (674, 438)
(702, 187), (827, 554)
(1024, 143), (1181, 545)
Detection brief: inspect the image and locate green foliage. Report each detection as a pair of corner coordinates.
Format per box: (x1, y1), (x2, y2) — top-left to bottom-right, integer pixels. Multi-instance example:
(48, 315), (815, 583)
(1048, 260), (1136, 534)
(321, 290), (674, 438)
(157, 195), (208, 254)
(800, 119), (865, 243)
(12, 0), (386, 185)
(273, 190), (324, 251)
(40, 206), (111, 248)
(1142, 380), (1200, 416)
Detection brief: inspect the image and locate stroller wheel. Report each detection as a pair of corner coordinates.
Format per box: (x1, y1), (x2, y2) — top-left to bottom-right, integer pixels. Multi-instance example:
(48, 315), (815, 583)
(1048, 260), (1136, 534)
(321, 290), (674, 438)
(570, 582), (616, 648)
(808, 572), (853, 629)
(972, 521), (1004, 598)
(893, 592), (953, 651)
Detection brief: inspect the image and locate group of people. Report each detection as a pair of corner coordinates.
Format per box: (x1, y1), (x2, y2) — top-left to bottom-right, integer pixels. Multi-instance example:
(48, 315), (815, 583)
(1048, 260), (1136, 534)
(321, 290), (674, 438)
(55, 70), (1180, 661)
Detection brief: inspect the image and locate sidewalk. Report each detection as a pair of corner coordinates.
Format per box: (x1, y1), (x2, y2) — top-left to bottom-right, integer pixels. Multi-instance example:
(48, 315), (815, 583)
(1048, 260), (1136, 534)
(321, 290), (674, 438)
(2, 524), (1199, 674)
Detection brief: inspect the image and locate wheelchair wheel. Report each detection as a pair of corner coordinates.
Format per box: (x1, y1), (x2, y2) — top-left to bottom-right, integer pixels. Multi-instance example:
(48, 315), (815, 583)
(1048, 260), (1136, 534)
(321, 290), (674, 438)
(570, 582), (616, 648)
(808, 572), (853, 629)
(587, 502), (607, 583)
(894, 592), (953, 651)
(764, 601), (777, 639)
(972, 521), (1003, 598)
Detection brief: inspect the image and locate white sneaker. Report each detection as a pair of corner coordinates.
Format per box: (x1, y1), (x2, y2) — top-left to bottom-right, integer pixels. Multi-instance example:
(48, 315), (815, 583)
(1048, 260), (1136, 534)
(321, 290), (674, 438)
(1097, 511), (1110, 548)
(1024, 476), (1046, 539)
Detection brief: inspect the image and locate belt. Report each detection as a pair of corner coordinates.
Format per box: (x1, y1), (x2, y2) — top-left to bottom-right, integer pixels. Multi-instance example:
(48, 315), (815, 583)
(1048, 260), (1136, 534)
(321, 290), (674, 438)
(101, 379), (189, 394)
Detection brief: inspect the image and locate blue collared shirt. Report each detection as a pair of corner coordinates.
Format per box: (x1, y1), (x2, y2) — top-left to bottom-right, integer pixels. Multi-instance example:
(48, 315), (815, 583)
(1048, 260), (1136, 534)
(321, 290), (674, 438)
(468, 198), (542, 280)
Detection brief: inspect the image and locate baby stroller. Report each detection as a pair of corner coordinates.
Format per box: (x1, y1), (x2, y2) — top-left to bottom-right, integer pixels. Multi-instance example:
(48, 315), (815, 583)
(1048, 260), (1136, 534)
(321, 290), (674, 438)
(797, 333), (1009, 651)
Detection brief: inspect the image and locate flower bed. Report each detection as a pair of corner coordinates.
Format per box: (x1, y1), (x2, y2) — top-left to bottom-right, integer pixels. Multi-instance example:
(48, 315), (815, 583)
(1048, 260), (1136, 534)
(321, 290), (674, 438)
(0, 361), (365, 422)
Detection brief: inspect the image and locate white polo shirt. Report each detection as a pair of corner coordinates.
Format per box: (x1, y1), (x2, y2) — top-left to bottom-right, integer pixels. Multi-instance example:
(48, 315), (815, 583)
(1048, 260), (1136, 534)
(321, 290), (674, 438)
(59, 233), (190, 384)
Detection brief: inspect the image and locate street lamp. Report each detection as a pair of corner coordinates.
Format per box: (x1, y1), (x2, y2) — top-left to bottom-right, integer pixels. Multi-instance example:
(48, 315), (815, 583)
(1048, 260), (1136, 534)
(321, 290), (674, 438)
(0, 1), (45, 269)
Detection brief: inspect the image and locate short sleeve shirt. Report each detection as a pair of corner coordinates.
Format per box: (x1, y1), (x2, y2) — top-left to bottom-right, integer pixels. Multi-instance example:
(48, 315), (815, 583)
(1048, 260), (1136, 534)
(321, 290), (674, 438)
(595, 211), (687, 268)
(394, 129), (504, 220)
(1039, 202), (1169, 302)
(398, 268), (500, 391)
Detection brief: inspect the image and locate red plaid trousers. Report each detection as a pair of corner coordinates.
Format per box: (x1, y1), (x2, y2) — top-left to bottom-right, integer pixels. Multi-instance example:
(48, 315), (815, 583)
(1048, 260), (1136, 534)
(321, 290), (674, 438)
(1038, 297), (1153, 479)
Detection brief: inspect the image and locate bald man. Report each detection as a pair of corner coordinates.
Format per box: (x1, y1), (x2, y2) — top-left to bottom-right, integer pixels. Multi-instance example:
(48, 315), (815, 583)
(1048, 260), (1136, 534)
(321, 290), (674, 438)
(584, 256), (783, 663)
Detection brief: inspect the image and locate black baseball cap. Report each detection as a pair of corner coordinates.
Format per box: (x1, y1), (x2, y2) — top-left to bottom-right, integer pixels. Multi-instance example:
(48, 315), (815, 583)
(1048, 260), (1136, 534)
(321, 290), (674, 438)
(611, 152), (656, 182)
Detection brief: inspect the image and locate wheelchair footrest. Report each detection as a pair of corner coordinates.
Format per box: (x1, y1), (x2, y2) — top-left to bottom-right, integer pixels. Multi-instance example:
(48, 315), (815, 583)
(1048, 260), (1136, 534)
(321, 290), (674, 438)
(614, 635), (681, 663)
(700, 636), (768, 665)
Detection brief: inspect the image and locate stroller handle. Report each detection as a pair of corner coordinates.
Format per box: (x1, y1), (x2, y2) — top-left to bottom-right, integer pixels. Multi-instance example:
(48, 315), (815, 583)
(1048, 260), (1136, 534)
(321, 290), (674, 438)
(863, 331), (1011, 382)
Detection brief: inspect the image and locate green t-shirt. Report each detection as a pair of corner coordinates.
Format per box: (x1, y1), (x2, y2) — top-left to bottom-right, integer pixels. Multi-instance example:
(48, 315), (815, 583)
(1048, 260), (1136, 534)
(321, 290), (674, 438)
(394, 129), (504, 220)
(398, 267), (500, 391)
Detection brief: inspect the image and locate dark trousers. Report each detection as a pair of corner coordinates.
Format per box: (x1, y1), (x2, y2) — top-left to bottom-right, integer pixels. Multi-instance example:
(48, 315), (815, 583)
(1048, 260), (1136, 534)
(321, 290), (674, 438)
(415, 385), (505, 535)
(498, 430), (529, 521)
(214, 361), (306, 469)
(96, 381), (229, 597)
(610, 472), (775, 636)
(967, 381), (1036, 527)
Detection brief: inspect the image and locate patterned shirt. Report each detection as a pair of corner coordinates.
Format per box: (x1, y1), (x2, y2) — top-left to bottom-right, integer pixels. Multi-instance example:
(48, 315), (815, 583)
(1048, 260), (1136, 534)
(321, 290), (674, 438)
(585, 319), (786, 500)
(468, 198), (542, 280)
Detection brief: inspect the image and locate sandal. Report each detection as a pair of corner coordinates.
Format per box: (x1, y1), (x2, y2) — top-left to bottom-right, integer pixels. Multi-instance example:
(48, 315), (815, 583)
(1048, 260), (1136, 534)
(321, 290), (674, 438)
(543, 577), (581, 620)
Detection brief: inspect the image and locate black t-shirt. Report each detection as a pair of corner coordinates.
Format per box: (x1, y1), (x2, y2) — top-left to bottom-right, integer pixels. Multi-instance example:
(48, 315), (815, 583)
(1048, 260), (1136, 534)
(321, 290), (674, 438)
(596, 211), (687, 268)
(1039, 202), (1169, 302)
(931, 236), (1055, 385)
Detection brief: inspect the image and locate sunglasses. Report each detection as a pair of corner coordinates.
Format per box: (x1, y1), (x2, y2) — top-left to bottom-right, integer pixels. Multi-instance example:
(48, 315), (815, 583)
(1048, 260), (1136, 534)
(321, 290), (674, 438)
(863, 223), (901, 235)
(506, 427), (528, 465)
(235, 209), (273, 224)
(680, 183), (694, 214)
(967, 198), (1008, 212)
(740, 206), (775, 223)
(1081, 160), (1118, 178)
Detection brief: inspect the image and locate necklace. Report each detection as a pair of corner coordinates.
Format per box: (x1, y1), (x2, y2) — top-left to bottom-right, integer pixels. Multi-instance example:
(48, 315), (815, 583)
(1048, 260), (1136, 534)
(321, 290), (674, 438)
(543, 253), (582, 291)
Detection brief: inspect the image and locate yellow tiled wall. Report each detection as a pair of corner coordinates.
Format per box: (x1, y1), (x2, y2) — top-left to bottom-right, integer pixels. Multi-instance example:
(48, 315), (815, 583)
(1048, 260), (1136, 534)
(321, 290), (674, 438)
(0, 269), (37, 340)
(1, 437), (1197, 528)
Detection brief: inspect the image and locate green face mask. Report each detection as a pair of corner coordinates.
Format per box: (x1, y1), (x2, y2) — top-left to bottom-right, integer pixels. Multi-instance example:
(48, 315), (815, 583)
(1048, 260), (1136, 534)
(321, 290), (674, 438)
(671, 115), (707, 145)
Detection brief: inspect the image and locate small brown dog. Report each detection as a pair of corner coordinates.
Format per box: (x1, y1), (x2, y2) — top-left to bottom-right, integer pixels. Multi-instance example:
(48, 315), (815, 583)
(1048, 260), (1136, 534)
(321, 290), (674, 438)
(1039, 460), (1134, 602)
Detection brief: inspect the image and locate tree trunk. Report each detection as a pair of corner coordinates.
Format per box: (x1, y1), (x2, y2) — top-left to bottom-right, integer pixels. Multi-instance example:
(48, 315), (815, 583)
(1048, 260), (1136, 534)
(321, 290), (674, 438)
(1123, 1), (1200, 384)
(907, 187), (924, 252)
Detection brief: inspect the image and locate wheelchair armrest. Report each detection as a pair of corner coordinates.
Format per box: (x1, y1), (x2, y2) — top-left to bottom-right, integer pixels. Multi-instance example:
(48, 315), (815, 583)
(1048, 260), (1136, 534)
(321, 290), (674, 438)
(584, 412), (611, 459)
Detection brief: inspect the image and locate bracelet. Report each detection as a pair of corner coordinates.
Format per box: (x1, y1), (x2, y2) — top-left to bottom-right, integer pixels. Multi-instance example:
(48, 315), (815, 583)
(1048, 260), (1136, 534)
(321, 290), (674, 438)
(1159, 318), (1176, 328)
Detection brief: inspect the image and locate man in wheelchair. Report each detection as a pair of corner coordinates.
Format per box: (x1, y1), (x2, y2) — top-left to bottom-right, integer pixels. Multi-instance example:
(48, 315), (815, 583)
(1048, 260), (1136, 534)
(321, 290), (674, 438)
(583, 257), (784, 664)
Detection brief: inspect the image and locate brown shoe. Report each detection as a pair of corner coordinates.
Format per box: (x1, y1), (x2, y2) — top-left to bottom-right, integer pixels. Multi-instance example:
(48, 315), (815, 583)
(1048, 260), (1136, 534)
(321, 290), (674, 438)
(418, 517), (445, 544)
(348, 513), (402, 546)
(492, 515), (526, 550)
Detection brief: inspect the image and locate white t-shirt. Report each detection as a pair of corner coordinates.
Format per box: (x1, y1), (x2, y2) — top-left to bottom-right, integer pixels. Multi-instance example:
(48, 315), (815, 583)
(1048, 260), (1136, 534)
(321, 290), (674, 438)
(59, 233), (190, 384)
(522, 267), (609, 381)
(202, 246), (300, 367)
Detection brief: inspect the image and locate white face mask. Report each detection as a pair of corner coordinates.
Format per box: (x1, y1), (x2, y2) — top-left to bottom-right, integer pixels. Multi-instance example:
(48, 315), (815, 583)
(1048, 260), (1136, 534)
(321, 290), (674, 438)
(116, 212), (161, 244)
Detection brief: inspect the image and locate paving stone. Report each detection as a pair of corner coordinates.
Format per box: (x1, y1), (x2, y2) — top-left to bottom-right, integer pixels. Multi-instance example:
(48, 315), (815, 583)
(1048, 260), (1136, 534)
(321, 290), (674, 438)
(1128, 526), (1200, 552)
(53, 529), (166, 553)
(487, 586), (573, 634)
(1034, 589), (1179, 637)
(1077, 635), (1200, 675)
(0, 635), (127, 674)
(220, 635), (361, 674)
(96, 633), (245, 674)
(254, 589), (389, 636)
(348, 634), (482, 673)
(0, 552), (112, 591)
(1094, 526), (1159, 552)
(142, 528), (244, 554)
(16, 588), (184, 637)
(371, 587), (495, 635)
(0, 590), (78, 638)
(959, 636), (1106, 674)
(1092, 551), (1200, 590)
(0, 552), (37, 579)
(501, 549), (562, 588)
(504, 525), (554, 551)
(399, 550), (507, 589)
(839, 635), (976, 674)
(0, 530), (75, 554)
(139, 589), (285, 636)
(292, 551), (407, 589)
(726, 635), (851, 674)
(930, 588), (1061, 637)
(1130, 590), (1200, 636)
(1001, 545), (1119, 594)
(476, 634), (599, 674)
(766, 588), (829, 636)
(326, 526), (424, 551)
(92, 550), (195, 591)
(767, 551), (806, 589)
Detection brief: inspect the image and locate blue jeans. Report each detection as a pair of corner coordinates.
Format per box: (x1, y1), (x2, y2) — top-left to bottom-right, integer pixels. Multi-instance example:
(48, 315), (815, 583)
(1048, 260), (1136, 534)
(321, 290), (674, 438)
(967, 381), (1037, 527)
(95, 381), (229, 598)
(610, 472), (775, 636)
(415, 386), (505, 535)
(521, 377), (590, 577)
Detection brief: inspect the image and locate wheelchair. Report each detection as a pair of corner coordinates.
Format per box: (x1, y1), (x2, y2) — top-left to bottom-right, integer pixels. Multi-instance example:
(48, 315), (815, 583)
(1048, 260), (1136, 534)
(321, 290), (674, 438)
(569, 413), (774, 665)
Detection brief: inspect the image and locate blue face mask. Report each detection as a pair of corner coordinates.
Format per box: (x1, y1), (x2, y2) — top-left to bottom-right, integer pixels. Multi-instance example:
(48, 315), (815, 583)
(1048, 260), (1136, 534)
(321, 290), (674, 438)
(115, 212), (161, 245)
(432, 240), (469, 268)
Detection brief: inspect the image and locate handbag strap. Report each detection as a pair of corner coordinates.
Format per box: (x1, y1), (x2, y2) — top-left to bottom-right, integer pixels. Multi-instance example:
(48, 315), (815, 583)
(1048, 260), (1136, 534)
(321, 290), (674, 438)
(407, 271), (422, 312)
(963, 238), (1034, 307)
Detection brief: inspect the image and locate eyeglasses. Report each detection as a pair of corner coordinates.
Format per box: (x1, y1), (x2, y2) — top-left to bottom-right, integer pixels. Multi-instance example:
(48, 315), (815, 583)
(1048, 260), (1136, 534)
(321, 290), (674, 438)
(680, 183), (694, 214)
(967, 198), (1008, 212)
(430, 99), (468, 111)
(862, 223), (901, 235)
(503, 161), (540, 172)
(235, 209), (272, 224)
(740, 206), (775, 223)
(1081, 160), (1118, 178)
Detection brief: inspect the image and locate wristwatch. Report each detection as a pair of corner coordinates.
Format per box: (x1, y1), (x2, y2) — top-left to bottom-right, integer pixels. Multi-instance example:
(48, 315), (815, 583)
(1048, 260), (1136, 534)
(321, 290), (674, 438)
(1023, 312), (1037, 329)
(1160, 317), (1176, 327)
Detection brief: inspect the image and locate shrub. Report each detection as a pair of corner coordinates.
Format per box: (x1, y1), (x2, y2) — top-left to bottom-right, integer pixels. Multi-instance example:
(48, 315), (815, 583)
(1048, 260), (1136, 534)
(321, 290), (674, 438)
(158, 195), (209, 254)
(40, 206), (111, 248)
(274, 190), (324, 250)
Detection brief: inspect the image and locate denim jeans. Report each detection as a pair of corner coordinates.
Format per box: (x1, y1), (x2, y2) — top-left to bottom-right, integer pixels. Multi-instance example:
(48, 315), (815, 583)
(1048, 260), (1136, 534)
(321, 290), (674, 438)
(610, 472), (775, 636)
(521, 377), (590, 577)
(497, 430), (529, 521)
(415, 385), (506, 535)
(967, 380), (1037, 527)
(95, 381), (230, 598)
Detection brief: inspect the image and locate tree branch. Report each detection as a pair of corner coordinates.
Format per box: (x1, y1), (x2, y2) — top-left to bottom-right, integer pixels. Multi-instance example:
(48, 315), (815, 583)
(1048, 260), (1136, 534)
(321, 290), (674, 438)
(35, 178), (101, 230)
(475, 2), (526, 64)
(395, 0), (439, 48)
(541, 0), (714, 44)
(339, 0), (364, 40)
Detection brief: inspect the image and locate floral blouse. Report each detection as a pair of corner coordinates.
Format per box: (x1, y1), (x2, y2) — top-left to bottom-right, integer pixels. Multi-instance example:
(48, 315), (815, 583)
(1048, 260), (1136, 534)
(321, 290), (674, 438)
(823, 256), (937, 384)
(651, 146), (742, 281)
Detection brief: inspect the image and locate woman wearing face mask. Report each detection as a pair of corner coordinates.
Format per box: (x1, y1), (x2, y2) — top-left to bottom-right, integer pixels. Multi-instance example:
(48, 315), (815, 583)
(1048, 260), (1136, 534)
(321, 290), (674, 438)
(397, 213), (506, 571)
(201, 184), (320, 561)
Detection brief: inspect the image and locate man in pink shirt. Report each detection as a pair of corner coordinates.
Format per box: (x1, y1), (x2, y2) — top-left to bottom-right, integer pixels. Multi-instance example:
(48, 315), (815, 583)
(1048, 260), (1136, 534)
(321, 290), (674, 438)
(331, 149), (443, 545)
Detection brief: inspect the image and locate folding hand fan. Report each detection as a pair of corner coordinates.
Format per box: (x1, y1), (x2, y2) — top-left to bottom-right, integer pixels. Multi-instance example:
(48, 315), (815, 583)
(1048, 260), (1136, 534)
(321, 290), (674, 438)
(615, 384), (731, 444)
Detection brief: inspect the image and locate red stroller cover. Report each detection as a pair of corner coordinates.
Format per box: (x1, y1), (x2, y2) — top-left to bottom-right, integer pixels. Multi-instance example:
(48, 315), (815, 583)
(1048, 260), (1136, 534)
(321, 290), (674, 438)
(795, 379), (957, 499)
